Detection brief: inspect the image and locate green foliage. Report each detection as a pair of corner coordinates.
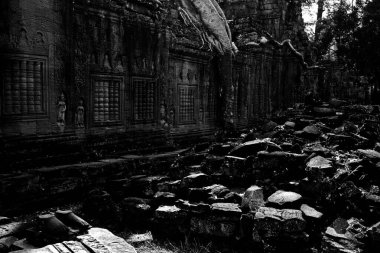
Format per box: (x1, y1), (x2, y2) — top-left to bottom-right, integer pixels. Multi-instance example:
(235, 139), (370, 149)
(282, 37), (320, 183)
(352, 0), (380, 75)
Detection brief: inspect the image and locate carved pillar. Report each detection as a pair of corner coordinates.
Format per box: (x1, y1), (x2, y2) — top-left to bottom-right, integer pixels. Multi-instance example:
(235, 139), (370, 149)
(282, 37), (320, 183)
(218, 51), (234, 128)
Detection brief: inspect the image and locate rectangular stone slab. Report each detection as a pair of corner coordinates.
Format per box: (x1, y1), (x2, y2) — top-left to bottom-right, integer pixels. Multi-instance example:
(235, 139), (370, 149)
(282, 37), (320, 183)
(79, 228), (136, 253)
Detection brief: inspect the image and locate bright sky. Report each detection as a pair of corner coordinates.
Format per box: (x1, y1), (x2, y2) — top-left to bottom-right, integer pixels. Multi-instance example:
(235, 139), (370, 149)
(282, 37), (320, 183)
(302, 0), (357, 38)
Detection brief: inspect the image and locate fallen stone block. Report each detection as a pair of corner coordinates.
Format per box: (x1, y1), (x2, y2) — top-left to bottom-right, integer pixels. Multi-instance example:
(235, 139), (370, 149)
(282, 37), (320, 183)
(126, 175), (169, 198)
(126, 232), (153, 247)
(303, 142), (330, 155)
(152, 205), (188, 239)
(208, 143), (235, 156)
(327, 133), (358, 149)
(222, 156), (247, 178)
(12, 228), (136, 253)
(122, 197), (152, 226)
(211, 203), (242, 218)
(229, 139), (282, 158)
(322, 217), (368, 253)
(79, 227), (136, 253)
(369, 221), (380, 250)
(241, 186), (264, 212)
(175, 199), (211, 214)
(300, 125), (322, 139)
(0, 222), (26, 239)
(181, 173), (209, 189)
(0, 236), (18, 252)
(306, 156), (334, 179)
(11, 238), (37, 251)
(154, 205), (187, 222)
(300, 204), (323, 219)
(357, 149), (380, 162)
(284, 121), (296, 129)
(0, 217), (11, 226)
(267, 190), (302, 209)
(254, 207), (306, 241)
(153, 191), (176, 206)
(254, 151), (307, 172)
(157, 180), (181, 194)
(190, 216), (238, 238)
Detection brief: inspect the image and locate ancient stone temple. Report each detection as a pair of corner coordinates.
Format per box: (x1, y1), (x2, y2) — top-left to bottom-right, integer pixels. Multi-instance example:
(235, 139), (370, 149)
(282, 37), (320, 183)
(0, 0), (309, 169)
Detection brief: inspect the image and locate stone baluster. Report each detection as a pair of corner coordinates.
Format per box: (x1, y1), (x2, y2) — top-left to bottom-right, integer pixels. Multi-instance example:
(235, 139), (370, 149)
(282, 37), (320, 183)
(26, 61), (35, 113)
(20, 60), (28, 114)
(12, 60), (21, 114)
(34, 62), (42, 113)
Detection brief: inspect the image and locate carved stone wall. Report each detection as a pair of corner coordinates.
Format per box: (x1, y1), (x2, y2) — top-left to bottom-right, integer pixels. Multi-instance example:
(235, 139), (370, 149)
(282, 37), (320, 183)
(222, 0), (309, 122)
(0, 0), (310, 160)
(0, 0), (72, 136)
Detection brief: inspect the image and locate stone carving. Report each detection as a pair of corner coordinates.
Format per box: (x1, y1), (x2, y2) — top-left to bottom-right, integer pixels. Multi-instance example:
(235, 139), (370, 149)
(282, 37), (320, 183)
(34, 31), (45, 45)
(17, 28), (29, 48)
(168, 105), (175, 125)
(57, 93), (67, 131)
(75, 98), (85, 128)
(103, 54), (112, 70)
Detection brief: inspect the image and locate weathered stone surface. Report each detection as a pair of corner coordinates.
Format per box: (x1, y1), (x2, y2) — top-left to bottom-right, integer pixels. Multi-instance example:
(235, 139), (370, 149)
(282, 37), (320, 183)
(229, 139), (282, 158)
(203, 184), (230, 198)
(153, 192), (177, 206)
(190, 216), (238, 238)
(78, 228), (136, 253)
(126, 232), (153, 246)
(306, 156), (334, 179)
(0, 236), (18, 250)
(267, 190), (302, 208)
(284, 121), (296, 129)
(254, 207), (306, 238)
(12, 238), (37, 251)
(300, 204), (323, 219)
(208, 143), (235, 156)
(126, 176), (169, 197)
(11, 244), (63, 253)
(369, 221), (380, 249)
(0, 217), (11, 225)
(262, 121), (278, 132)
(181, 173), (209, 189)
(254, 151), (307, 171)
(157, 180), (181, 193)
(0, 222), (26, 239)
(322, 218), (367, 253)
(222, 156), (247, 177)
(357, 149), (380, 162)
(63, 240), (91, 253)
(211, 203), (242, 218)
(303, 142), (330, 155)
(327, 134), (358, 148)
(302, 125), (321, 137)
(241, 186), (264, 212)
(155, 206), (186, 221)
(175, 199), (211, 214)
(122, 197), (152, 223)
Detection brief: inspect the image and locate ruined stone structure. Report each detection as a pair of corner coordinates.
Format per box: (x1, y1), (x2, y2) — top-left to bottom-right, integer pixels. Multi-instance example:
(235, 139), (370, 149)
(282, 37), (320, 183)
(0, 0), (309, 168)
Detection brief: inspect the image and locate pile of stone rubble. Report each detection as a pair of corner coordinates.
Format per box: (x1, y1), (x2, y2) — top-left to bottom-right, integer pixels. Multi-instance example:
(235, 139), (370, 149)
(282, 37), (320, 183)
(1, 104), (380, 252)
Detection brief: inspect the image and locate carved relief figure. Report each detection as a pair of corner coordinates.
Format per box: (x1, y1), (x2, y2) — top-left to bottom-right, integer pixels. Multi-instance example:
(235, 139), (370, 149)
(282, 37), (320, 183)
(57, 93), (67, 131)
(19, 28), (29, 47)
(75, 98), (85, 128)
(169, 105), (175, 126)
(35, 32), (44, 45)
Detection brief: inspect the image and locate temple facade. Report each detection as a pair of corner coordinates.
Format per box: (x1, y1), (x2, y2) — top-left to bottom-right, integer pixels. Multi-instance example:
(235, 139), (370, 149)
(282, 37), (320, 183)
(0, 0), (309, 168)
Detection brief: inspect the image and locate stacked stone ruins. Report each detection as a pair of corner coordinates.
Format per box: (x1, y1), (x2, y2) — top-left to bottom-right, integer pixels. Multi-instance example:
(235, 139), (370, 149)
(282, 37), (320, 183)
(0, 0), (310, 169)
